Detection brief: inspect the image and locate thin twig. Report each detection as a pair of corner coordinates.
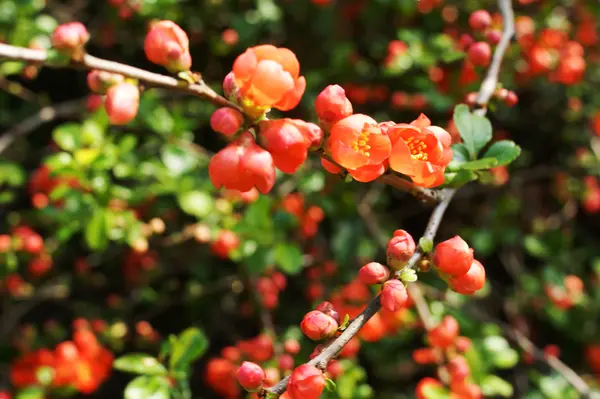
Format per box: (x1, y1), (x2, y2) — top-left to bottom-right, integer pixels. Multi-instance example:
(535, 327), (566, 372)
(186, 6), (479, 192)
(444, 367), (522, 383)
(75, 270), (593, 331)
(0, 98), (85, 154)
(0, 43), (240, 111)
(263, 189), (456, 397)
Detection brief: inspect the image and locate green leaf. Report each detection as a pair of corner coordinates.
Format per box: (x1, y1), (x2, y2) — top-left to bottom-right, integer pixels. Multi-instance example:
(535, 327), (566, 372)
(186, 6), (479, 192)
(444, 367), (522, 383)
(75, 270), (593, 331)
(124, 375), (170, 399)
(482, 140), (521, 166)
(169, 328), (208, 371)
(178, 191), (213, 218)
(325, 378), (337, 392)
(161, 144), (197, 176)
(419, 237), (434, 253)
(523, 235), (549, 258)
(52, 123), (81, 151)
(492, 348), (519, 369)
(451, 143), (471, 164)
(85, 208), (108, 250)
(443, 170), (477, 187)
(458, 158), (498, 170)
(481, 375), (514, 397)
(274, 243), (303, 275)
(0, 61), (25, 76)
(15, 387), (45, 399)
(452, 104), (492, 157)
(114, 354), (167, 375)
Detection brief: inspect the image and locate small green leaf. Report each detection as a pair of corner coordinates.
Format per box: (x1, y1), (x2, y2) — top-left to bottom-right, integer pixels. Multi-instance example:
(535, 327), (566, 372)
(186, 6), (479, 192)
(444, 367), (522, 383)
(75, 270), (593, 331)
(15, 387), (45, 399)
(399, 269), (418, 282)
(339, 314), (350, 330)
(0, 61), (25, 76)
(458, 158), (498, 170)
(161, 144), (197, 175)
(124, 375), (170, 399)
(451, 143), (471, 164)
(325, 378), (337, 392)
(453, 104), (493, 157)
(492, 348), (519, 369)
(169, 328), (209, 371)
(274, 243), (303, 275)
(419, 237), (434, 253)
(114, 354), (167, 375)
(482, 140), (521, 166)
(481, 375), (514, 397)
(444, 170), (477, 187)
(52, 123), (81, 151)
(178, 191), (213, 218)
(85, 208), (108, 250)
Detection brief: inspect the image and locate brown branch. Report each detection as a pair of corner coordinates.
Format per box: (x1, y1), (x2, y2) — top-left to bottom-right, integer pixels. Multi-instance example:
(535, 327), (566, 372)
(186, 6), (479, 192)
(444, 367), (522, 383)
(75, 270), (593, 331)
(264, 189), (456, 397)
(0, 98), (86, 154)
(0, 43), (240, 111)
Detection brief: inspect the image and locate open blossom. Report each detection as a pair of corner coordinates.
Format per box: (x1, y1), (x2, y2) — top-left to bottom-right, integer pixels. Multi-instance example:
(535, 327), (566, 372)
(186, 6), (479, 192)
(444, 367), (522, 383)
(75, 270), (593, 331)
(231, 45), (306, 114)
(386, 114), (452, 188)
(328, 114), (391, 170)
(209, 132), (276, 194)
(144, 20), (192, 72)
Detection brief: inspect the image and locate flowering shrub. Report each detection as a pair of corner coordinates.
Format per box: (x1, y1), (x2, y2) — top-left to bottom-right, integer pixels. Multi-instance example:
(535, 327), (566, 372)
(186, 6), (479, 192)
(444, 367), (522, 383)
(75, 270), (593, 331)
(0, 1), (599, 399)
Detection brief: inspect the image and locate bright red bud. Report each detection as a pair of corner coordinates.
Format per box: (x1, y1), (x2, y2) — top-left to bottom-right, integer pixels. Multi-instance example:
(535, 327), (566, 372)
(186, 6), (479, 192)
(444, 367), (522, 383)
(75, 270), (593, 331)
(236, 361), (265, 391)
(144, 20), (192, 72)
(51, 22), (89, 53)
(315, 84), (353, 128)
(259, 119), (313, 173)
(87, 70), (124, 94)
(433, 236), (474, 277)
(209, 132), (276, 194)
(428, 316), (459, 349)
(359, 262), (390, 285)
(447, 356), (470, 382)
(104, 83), (140, 125)
(210, 107), (244, 137)
(449, 260), (486, 294)
(300, 310), (338, 341)
(386, 230), (416, 269)
(468, 10), (492, 31)
(287, 364), (326, 399)
(380, 279), (408, 312)
(467, 42), (492, 67)
(314, 301), (340, 324)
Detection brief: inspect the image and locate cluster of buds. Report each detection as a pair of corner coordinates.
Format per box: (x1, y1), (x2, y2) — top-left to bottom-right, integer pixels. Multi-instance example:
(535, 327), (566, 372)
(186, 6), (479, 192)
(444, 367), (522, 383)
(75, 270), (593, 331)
(414, 316), (482, 399)
(544, 274), (585, 310)
(432, 236), (486, 295)
(10, 327), (113, 395)
(280, 193), (325, 238)
(256, 269), (288, 309)
(0, 226), (52, 282)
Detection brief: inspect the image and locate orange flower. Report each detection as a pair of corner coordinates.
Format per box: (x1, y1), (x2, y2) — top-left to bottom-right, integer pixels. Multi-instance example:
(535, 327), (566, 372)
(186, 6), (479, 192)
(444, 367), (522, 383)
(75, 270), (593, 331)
(232, 45), (306, 113)
(386, 114), (452, 188)
(328, 114), (391, 170)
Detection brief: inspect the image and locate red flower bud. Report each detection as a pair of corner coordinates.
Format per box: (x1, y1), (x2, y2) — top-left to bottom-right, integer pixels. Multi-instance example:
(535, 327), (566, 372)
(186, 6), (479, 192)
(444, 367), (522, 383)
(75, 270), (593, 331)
(278, 354), (294, 370)
(287, 364), (326, 399)
(144, 20), (192, 72)
(300, 310), (338, 341)
(259, 119), (313, 173)
(428, 316), (459, 348)
(433, 236), (474, 277)
(314, 301), (340, 324)
(380, 279), (408, 312)
(284, 339), (301, 355)
(449, 260), (486, 295)
(315, 84), (353, 128)
(210, 230), (240, 259)
(0, 235), (11, 253)
(87, 70), (124, 94)
(104, 83), (140, 125)
(447, 356), (470, 382)
(236, 361), (265, 391)
(51, 22), (89, 53)
(412, 348), (438, 364)
(386, 230), (416, 269)
(359, 262), (390, 285)
(467, 42), (492, 67)
(455, 336), (472, 352)
(468, 10), (492, 31)
(210, 107), (244, 137)
(209, 132), (276, 194)
(223, 72), (238, 99)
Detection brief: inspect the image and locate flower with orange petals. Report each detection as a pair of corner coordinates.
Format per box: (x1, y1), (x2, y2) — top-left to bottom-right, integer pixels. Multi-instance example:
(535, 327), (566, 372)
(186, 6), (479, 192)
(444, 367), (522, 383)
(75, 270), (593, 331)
(386, 114), (452, 188)
(231, 45), (306, 116)
(328, 114), (391, 172)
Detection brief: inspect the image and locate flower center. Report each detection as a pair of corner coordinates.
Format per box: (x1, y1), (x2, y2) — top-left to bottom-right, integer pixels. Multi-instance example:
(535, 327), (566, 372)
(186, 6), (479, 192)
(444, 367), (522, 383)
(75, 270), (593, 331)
(405, 137), (428, 161)
(351, 129), (372, 157)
